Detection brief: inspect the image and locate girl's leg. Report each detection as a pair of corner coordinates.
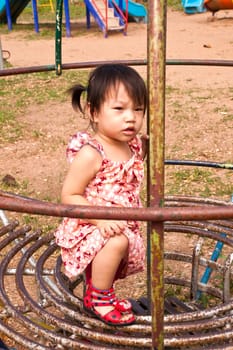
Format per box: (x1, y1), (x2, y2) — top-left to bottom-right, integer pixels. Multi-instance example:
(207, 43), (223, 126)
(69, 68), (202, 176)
(92, 234), (128, 289)
(84, 234), (134, 324)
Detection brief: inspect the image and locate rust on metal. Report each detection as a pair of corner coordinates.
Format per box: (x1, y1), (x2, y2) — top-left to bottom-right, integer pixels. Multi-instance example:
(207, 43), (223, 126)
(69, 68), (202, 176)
(0, 191), (233, 222)
(147, 0), (167, 346)
(0, 195), (233, 348)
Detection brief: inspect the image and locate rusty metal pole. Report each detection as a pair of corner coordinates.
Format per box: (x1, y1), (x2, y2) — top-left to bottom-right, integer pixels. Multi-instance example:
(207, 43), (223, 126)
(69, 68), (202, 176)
(147, 0), (167, 348)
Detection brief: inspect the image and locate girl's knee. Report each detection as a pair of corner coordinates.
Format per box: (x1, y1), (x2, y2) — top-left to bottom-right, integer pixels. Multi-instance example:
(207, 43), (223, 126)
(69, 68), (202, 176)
(108, 234), (128, 253)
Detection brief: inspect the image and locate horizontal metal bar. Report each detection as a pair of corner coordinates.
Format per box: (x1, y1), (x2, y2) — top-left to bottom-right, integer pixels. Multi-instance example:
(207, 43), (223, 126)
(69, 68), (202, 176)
(165, 160), (233, 170)
(0, 193), (232, 222)
(1, 58), (233, 77)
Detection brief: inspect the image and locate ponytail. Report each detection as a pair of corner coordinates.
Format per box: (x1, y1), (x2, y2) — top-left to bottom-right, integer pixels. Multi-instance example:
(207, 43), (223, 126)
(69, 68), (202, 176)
(67, 84), (87, 114)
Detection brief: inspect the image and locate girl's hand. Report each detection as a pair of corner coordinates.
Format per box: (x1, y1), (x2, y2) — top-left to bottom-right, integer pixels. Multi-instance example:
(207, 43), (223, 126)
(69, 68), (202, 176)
(140, 134), (149, 159)
(96, 220), (127, 239)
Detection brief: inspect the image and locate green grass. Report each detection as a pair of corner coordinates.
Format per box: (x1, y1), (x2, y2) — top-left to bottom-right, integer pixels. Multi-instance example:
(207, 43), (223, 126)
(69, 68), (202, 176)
(1, 73), (232, 201)
(0, 0), (87, 38)
(167, 0), (183, 10)
(1, 2), (232, 203)
(165, 167), (233, 199)
(0, 70), (88, 143)
(0, 0), (183, 39)
(18, 0), (86, 23)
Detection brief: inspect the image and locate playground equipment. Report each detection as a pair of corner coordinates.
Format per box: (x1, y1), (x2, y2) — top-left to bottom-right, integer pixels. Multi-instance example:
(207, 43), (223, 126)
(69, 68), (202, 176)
(0, 0), (30, 28)
(0, 0), (147, 36)
(0, 193), (233, 349)
(181, 0), (206, 14)
(114, 0), (147, 22)
(0, 0), (233, 348)
(0, 0), (53, 32)
(82, 0), (128, 37)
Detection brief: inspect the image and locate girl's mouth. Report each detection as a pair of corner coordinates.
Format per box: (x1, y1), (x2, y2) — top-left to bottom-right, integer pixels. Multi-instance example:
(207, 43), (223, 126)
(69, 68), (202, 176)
(122, 128), (135, 135)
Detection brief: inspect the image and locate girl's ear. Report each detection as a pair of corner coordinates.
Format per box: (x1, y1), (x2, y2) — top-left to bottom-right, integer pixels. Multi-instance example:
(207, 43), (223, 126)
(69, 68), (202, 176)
(86, 103), (95, 122)
(86, 102), (91, 114)
(92, 109), (99, 123)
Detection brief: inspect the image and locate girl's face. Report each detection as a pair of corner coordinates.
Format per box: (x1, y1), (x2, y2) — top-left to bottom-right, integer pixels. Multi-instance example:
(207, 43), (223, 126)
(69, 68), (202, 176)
(93, 82), (144, 143)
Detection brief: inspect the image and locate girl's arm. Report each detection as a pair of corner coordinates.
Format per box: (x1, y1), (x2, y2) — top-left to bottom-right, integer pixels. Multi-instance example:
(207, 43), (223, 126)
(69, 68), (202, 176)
(61, 145), (101, 206)
(61, 145), (127, 238)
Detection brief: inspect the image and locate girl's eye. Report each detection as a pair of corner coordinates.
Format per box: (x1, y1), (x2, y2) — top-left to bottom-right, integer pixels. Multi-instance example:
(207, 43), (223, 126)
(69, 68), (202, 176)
(135, 107), (144, 112)
(114, 106), (123, 110)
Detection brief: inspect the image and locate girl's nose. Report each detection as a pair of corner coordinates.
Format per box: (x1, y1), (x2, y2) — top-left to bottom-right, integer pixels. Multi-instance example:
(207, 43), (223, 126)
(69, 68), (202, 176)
(125, 109), (135, 121)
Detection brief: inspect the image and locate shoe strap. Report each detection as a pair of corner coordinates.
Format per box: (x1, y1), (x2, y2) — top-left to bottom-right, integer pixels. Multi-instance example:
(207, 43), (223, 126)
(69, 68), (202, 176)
(86, 284), (116, 306)
(85, 282), (132, 311)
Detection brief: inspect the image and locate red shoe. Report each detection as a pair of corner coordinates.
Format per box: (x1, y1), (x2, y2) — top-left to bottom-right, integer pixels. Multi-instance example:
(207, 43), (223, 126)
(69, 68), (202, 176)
(83, 281), (135, 326)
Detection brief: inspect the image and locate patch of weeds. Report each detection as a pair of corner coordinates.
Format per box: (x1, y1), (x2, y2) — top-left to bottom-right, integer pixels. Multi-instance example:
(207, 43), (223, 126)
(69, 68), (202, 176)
(0, 69), (89, 143)
(22, 214), (40, 226)
(165, 285), (182, 298)
(193, 95), (212, 102)
(12, 1), (86, 39)
(213, 105), (229, 114)
(222, 114), (233, 123)
(165, 167), (233, 199)
(168, 100), (192, 123)
(167, 0), (183, 10)
(182, 152), (200, 160)
(212, 177), (233, 198)
(0, 110), (23, 143)
(197, 293), (217, 308)
(165, 285), (190, 302)
(21, 214), (58, 233)
(1, 177), (29, 194)
(33, 130), (45, 138)
(166, 85), (180, 95)
(0, 24), (9, 34)
(0, 109), (14, 124)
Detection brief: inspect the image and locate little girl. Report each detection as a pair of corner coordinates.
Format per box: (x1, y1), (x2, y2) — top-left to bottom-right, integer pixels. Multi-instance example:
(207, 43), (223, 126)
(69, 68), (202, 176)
(55, 63), (148, 326)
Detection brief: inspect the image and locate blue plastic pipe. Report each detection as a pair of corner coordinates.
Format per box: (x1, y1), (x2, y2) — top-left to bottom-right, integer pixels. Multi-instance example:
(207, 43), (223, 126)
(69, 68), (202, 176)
(64, 0), (71, 37)
(196, 193), (233, 299)
(32, 0), (39, 33)
(5, 0), (12, 30)
(197, 232), (226, 299)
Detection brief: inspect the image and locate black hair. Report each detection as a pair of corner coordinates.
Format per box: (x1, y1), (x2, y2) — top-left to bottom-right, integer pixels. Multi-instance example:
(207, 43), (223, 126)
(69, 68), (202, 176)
(68, 64), (147, 127)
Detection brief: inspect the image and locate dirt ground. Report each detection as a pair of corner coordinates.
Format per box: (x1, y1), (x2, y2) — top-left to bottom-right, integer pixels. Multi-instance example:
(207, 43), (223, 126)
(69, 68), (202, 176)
(1, 8), (233, 198)
(0, 8), (233, 349)
(2, 8), (233, 83)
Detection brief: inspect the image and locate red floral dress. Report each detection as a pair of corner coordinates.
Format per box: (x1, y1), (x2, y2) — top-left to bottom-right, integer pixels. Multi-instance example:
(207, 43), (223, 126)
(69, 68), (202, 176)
(54, 132), (145, 279)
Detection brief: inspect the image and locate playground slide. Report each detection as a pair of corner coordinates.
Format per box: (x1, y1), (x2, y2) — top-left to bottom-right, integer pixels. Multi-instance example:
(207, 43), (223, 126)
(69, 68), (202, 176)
(114, 0), (147, 22)
(84, 0), (126, 33)
(0, 0), (31, 24)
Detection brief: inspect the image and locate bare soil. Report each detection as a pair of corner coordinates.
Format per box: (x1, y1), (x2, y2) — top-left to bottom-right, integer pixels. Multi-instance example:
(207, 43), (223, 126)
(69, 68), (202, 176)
(1, 8), (233, 199)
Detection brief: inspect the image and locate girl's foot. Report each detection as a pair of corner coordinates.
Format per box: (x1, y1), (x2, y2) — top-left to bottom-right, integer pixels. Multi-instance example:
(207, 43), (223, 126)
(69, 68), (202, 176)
(83, 281), (135, 326)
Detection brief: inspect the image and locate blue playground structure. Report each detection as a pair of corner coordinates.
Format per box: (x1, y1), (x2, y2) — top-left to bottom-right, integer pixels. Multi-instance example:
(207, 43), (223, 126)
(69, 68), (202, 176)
(182, 0), (233, 14)
(0, 0), (31, 30)
(181, 0), (206, 14)
(0, 0), (147, 36)
(114, 0), (147, 22)
(0, 0), (30, 23)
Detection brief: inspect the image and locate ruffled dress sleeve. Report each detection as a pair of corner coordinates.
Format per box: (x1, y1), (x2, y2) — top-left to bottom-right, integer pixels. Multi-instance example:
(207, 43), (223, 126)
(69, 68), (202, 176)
(66, 131), (105, 163)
